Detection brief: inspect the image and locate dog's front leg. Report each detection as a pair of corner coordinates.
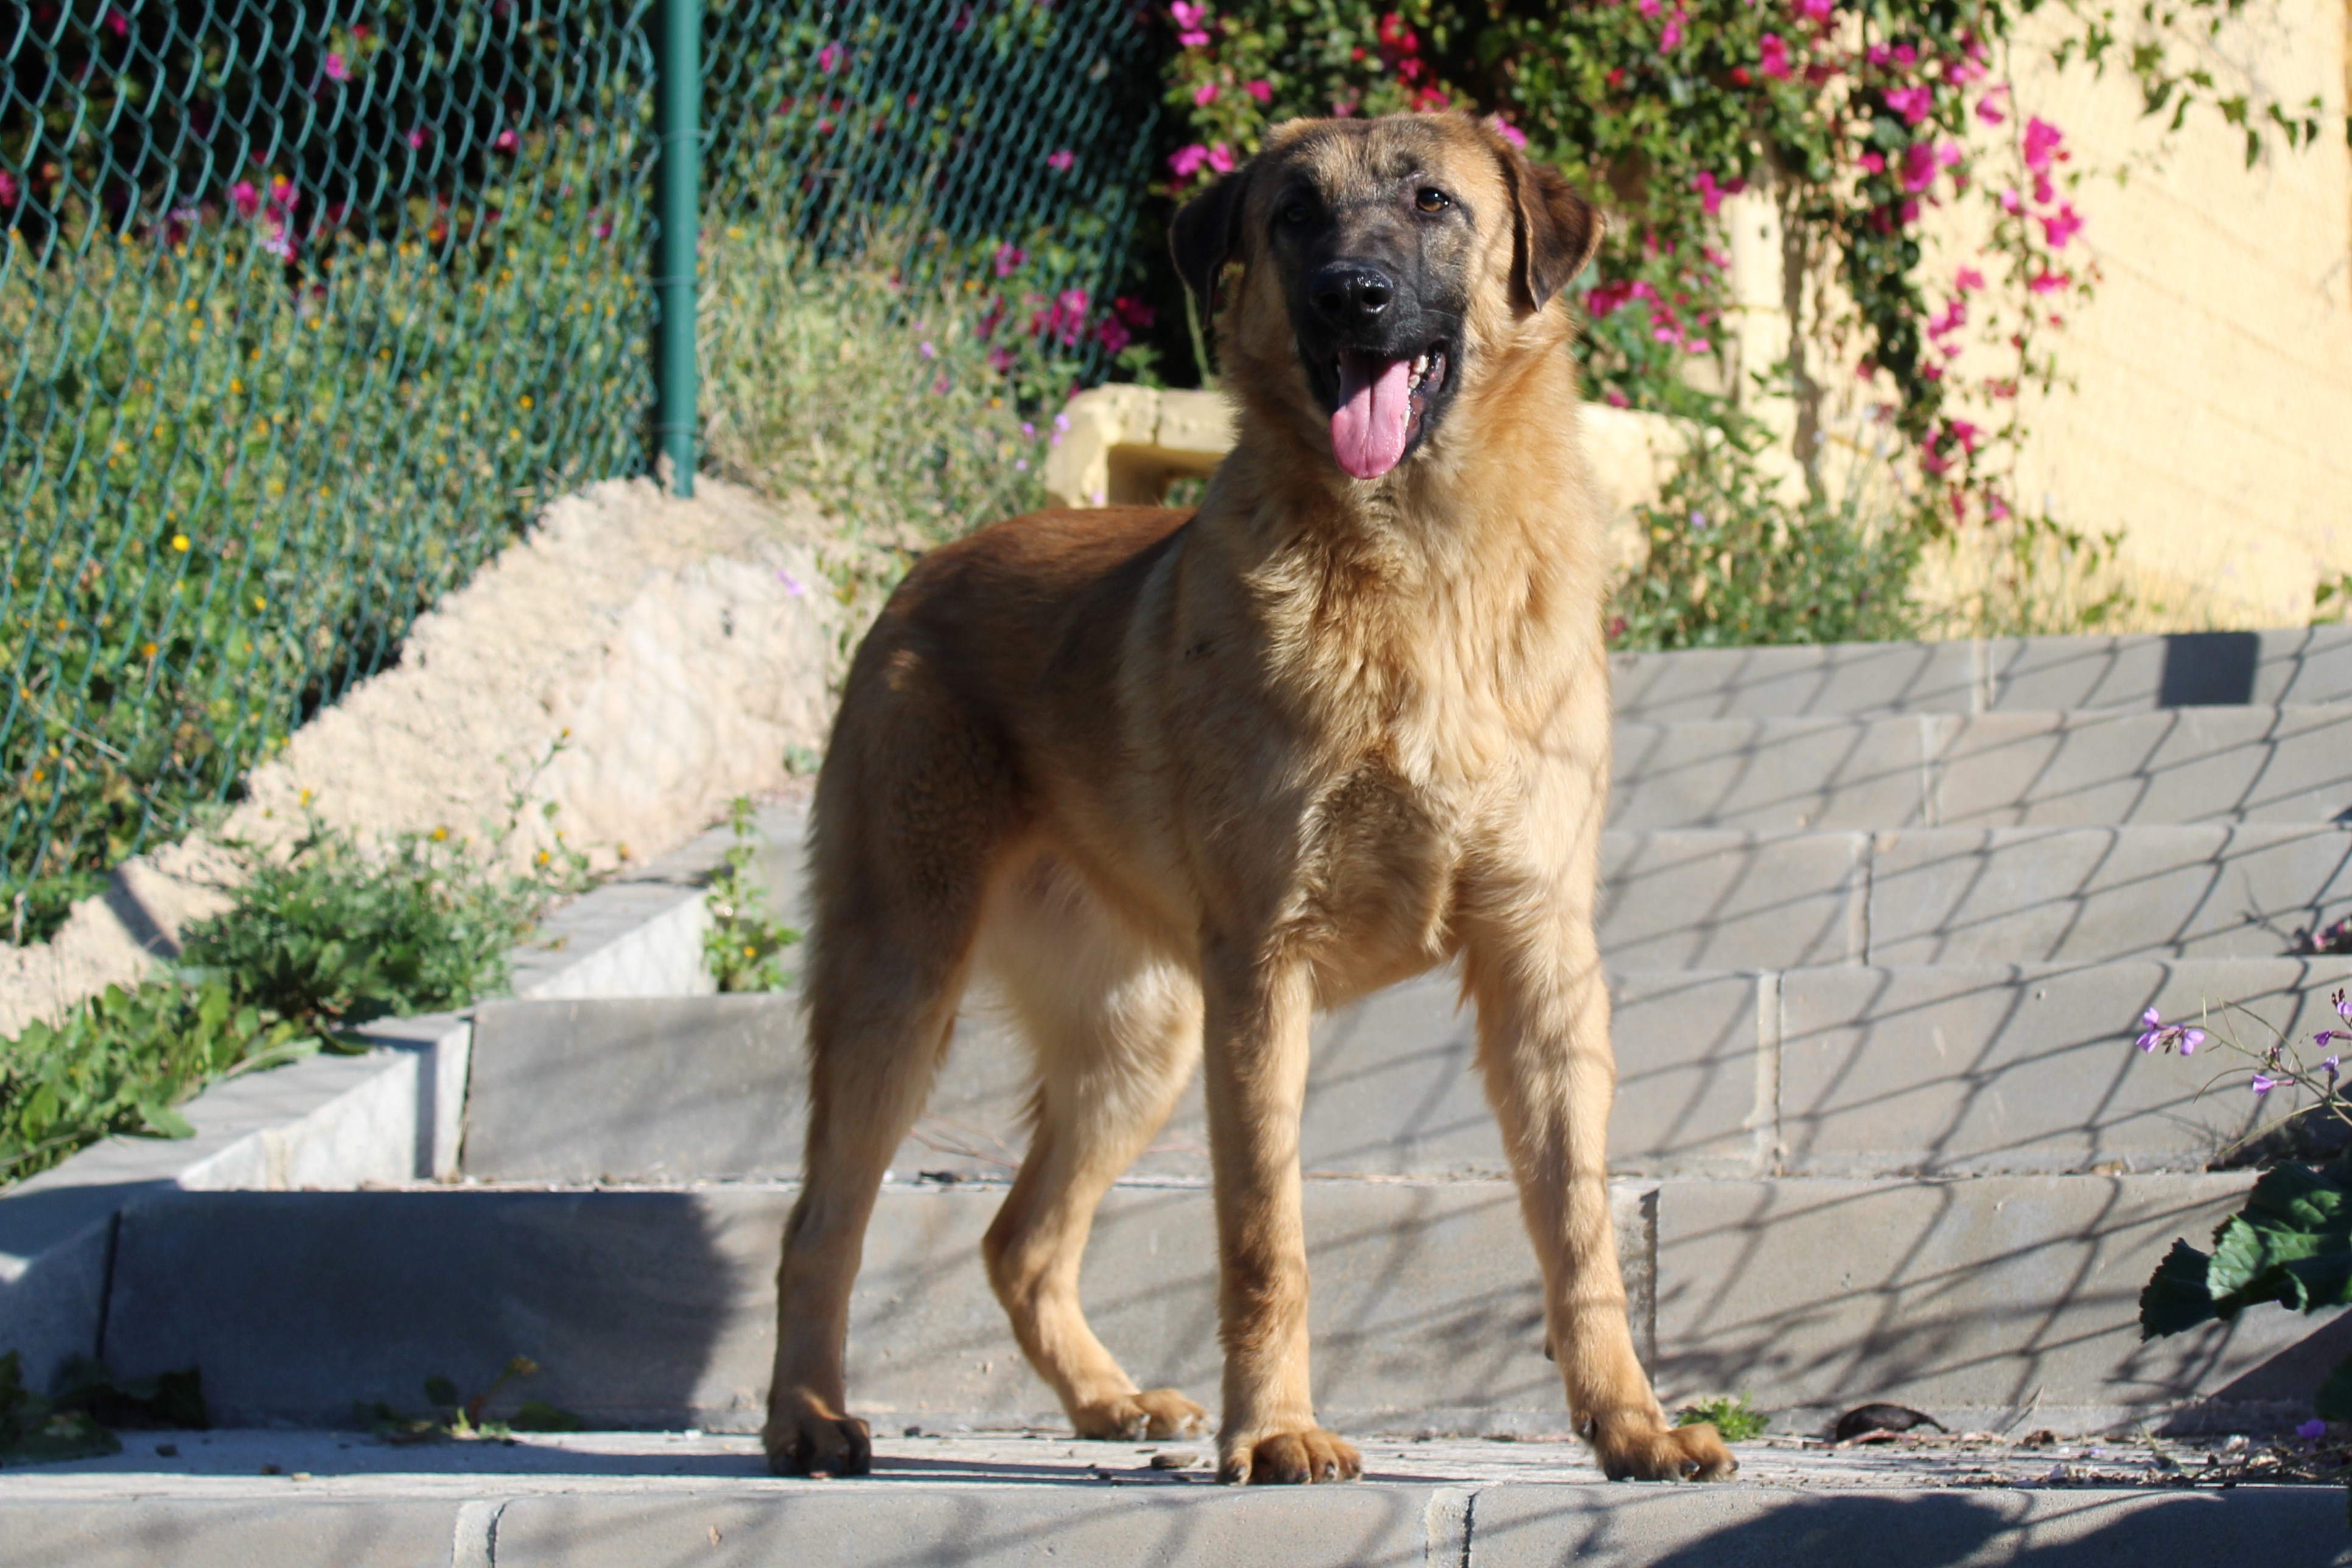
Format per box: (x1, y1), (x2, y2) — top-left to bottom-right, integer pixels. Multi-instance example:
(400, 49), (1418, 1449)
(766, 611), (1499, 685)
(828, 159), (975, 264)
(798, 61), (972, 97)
(1200, 946), (1361, 1484)
(1462, 786), (1736, 1483)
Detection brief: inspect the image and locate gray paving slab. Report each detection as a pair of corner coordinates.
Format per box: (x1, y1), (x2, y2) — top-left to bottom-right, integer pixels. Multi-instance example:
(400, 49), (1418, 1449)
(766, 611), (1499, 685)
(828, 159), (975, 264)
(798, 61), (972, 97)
(1606, 626), (2352, 721)
(1864, 824), (2352, 964)
(1934, 706), (2352, 827)
(97, 1181), (1652, 1436)
(455, 970), (1768, 1186)
(0, 1498), (464, 1568)
(1608, 716), (1937, 832)
(1598, 831), (1866, 970)
(1650, 1173), (2325, 1433)
(1608, 641), (1983, 723)
(1986, 626), (2352, 714)
(1774, 957), (2352, 1175)
(7, 1432), (2348, 1567)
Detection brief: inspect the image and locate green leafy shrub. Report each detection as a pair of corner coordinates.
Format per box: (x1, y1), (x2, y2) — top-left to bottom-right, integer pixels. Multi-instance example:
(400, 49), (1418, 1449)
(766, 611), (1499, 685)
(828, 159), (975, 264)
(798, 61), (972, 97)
(1609, 446), (1920, 651)
(701, 797), (802, 995)
(1674, 1392), (1771, 1441)
(0, 979), (315, 1186)
(180, 818), (581, 1030)
(1, 805), (590, 1189)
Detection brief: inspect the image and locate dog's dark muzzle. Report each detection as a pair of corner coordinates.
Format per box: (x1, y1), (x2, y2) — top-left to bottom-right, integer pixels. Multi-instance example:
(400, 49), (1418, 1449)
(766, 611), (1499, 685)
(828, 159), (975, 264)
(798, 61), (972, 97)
(1294, 260), (1459, 482)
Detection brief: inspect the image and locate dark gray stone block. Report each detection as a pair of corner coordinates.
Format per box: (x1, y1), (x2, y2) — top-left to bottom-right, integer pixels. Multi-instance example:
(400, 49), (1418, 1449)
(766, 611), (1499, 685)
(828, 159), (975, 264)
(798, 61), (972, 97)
(1609, 717), (1934, 833)
(100, 1182), (1651, 1436)
(1608, 642), (1981, 723)
(1934, 707), (2352, 827)
(1650, 1174), (2323, 1432)
(0, 1500), (463, 1568)
(1865, 825), (2352, 964)
(1598, 831), (1865, 971)
(1775, 957), (2352, 1175)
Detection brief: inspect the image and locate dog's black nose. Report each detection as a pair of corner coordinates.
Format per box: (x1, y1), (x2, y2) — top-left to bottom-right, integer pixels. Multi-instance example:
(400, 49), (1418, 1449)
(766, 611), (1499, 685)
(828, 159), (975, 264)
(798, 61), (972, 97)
(1309, 264), (1395, 327)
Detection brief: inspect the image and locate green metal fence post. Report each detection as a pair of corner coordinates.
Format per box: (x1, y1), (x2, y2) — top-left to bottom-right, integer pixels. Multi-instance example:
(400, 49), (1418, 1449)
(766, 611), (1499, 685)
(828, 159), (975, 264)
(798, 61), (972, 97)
(655, 0), (702, 497)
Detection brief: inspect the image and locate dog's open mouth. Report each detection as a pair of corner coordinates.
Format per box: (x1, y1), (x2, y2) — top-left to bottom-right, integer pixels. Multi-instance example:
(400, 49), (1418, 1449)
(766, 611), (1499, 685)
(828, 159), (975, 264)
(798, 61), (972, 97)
(1330, 345), (1447, 481)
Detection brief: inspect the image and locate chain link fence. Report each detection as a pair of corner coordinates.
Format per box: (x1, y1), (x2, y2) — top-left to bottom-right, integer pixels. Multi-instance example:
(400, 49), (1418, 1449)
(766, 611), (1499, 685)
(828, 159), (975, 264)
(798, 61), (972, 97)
(2, 0), (1158, 940)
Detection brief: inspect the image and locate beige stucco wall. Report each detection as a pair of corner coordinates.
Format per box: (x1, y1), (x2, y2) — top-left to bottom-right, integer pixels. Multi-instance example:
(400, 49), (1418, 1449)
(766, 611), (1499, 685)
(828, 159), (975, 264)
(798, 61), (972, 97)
(1956, 0), (2352, 625)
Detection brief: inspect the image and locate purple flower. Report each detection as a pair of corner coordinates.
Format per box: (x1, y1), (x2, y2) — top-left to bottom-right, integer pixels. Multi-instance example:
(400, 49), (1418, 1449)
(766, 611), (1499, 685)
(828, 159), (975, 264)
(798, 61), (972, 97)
(2327, 1055), (2342, 1090)
(775, 569), (807, 597)
(2134, 1007), (2203, 1055)
(2252, 1073), (2280, 1097)
(919, 340), (936, 360)
(2300, 1418), (2329, 1441)
(2336, 988), (2351, 1025)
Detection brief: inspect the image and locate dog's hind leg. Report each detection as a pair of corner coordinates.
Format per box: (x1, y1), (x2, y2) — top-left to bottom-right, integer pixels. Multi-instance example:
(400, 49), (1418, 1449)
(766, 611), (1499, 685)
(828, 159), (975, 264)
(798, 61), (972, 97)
(762, 649), (1018, 1478)
(978, 859), (1208, 1442)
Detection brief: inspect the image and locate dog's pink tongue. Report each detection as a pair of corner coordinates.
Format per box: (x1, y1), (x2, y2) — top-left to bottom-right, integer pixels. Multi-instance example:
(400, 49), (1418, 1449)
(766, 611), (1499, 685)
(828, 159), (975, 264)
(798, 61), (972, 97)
(1331, 353), (1413, 480)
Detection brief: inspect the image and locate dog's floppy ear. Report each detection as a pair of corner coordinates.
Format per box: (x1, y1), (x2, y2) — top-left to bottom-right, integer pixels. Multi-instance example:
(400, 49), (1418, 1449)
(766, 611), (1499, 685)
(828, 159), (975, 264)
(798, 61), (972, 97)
(1169, 163), (1255, 315)
(1495, 140), (1604, 315)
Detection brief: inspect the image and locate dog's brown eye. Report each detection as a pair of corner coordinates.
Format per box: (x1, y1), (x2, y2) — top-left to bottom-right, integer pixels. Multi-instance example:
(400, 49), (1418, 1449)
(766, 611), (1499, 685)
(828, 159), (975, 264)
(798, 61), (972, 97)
(1415, 187), (1451, 213)
(1281, 201), (1310, 225)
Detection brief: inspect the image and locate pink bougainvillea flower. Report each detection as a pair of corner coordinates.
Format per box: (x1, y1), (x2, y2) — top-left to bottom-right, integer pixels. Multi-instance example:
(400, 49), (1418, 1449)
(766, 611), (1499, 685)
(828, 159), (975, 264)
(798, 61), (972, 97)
(1246, 78), (1272, 104)
(1047, 148), (1076, 173)
(1690, 169), (1745, 215)
(1194, 80), (1219, 106)
(1900, 142), (1938, 194)
(1757, 33), (1792, 79)
(229, 180), (261, 217)
(1948, 419), (1981, 453)
(2040, 201), (2084, 248)
(1485, 114), (1527, 148)
(494, 128), (519, 152)
(1998, 187), (2023, 214)
(1113, 295), (1157, 327)
(987, 347), (1015, 373)
(1976, 86), (2009, 125)
(993, 243), (1026, 277)
(2023, 116), (2064, 172)
(1636, 0), (1661, 17)
(1857, 151), (1885, 174)
(1659, 12), (1684, 50)
(817, 40), (844, 74)
(1883, 85), (1934, 125)
(1097, 315), (1132, 354)
(1985, 489), (2011, 521)
(1206, 143), (1235, 173)
(2027, 267), (2071, 293)
(1793, 0), (1834, 23)
(406, 127), (429, 150)
(323, 52), (348, 82)
(104, 7), (129, 37)
(1169, 144), (1209, 179)
(1866, 41), (1891, 66)
(1171, 0), (1210, 45)
(0, 170), (18, 208)
(1955, 266), (1986, 292)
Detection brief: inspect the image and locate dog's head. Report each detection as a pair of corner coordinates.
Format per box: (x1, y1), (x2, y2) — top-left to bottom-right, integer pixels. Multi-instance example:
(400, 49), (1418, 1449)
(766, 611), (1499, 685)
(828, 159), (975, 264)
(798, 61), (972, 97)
(1172, 113), (1601, 483)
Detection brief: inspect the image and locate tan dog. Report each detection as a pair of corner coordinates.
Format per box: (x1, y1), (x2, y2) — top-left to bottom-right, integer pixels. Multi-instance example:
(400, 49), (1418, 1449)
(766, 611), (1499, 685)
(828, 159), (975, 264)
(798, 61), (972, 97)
(762, 111), (1735, 1486)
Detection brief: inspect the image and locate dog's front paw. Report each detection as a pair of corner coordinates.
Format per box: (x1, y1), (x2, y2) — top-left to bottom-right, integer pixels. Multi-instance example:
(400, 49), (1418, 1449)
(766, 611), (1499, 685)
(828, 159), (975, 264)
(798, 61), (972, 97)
(1217, 1426), (1362, 1485)
(1590, 1414), (1737, 1482)
(764, 1391), (873, 1477)
(1074, 1387), (1208, 1441)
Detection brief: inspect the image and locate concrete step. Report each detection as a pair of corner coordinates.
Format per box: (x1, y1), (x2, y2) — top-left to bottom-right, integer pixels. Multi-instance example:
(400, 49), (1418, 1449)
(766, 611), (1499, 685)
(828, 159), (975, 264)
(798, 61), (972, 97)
(96, 1174), (2315, 1437)
(1609, 625), (2352, 723)
(1608, 704), (2352, 832)
(1601, 823), (2351, 970)
(459, 957), (2352, 1185)
(8, 1431), (2343, 1568)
